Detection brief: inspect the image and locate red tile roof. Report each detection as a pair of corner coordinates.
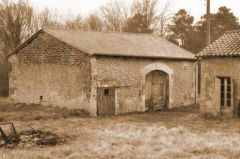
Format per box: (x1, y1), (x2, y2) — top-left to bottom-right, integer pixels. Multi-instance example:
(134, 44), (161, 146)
(198, 30), (240, 57)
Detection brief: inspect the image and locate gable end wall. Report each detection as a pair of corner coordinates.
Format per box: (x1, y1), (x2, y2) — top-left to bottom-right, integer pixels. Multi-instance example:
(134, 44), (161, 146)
(9, 33), (91, 110)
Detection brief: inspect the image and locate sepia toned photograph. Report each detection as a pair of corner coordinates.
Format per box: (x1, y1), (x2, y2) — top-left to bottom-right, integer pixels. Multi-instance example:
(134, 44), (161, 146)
(0, 0), (240, 158)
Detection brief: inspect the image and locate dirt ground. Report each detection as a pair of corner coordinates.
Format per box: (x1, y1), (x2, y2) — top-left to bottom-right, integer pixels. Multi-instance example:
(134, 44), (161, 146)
(1, 99), (240, 159)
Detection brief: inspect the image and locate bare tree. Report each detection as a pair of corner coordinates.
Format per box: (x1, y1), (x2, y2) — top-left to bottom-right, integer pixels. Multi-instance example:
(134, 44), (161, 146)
(27, 8), (62, 35)
(36, 9), (63, 29)
(155, 1), (172, 37)
(0, 0), (34, 55)
(63, 13), (103, 31)
(84, 13), (103, 31)
(0, 0), (35, 97)
(64, 15), (84, 30)
(100, 1), (129, 31)
(131, 0), (158, 29)
(131, 0), (172, 36)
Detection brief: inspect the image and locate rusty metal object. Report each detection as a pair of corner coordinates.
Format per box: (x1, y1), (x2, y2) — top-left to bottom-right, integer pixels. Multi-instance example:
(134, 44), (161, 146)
(0, 127), (9, 144)
(0, 123), (20, 146)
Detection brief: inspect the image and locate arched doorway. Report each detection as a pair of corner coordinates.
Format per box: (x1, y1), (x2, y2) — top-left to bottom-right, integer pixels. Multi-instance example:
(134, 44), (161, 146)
(145, 70), (169, 110)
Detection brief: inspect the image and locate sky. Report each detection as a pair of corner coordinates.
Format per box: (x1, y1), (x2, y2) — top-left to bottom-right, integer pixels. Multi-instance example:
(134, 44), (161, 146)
(28, 0), (240, 21)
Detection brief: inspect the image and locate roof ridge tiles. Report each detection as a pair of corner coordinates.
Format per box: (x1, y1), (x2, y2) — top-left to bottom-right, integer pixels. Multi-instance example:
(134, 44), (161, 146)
(43, 26), (159, 37)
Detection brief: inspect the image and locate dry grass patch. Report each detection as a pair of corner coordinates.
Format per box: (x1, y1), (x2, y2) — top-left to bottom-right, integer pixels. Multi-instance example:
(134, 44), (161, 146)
(1, 103), (240, 158)
(0, 102), (89, 122)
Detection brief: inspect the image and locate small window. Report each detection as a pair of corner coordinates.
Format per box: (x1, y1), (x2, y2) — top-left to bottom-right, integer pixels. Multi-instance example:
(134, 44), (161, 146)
(104, 89), (113, 96)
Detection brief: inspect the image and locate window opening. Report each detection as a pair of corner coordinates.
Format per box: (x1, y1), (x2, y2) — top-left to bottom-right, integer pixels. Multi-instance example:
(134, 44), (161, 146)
(104, 89), (113, 96)
(219, 77), (231, 107)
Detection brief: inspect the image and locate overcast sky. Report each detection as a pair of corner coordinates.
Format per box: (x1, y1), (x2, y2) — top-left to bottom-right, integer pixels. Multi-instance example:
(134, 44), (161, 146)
(28, 0), (240, 21)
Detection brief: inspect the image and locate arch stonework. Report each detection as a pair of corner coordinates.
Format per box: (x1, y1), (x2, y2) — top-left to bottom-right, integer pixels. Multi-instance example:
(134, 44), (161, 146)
(140, 63), (174, 109)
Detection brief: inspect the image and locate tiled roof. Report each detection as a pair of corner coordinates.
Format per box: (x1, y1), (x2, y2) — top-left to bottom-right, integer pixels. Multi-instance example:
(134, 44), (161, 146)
(198, 30), (240, 57)
(8, 28), (196, 60)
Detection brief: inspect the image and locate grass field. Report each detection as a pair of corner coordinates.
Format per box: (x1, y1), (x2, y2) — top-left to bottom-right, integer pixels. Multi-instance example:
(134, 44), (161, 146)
(1, 99), (240, 159)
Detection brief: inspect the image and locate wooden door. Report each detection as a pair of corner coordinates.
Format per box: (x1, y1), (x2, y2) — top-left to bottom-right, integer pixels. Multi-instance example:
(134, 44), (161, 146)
(97, 87), (115, 116)
(152, 71), (167, 110)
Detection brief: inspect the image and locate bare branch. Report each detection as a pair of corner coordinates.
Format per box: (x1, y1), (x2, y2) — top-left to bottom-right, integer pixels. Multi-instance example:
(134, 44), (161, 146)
(100, 1), (129, 31)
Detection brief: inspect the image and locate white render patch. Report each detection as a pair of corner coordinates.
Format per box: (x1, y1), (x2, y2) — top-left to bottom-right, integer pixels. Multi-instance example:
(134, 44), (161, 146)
(140, 62), (174, 76)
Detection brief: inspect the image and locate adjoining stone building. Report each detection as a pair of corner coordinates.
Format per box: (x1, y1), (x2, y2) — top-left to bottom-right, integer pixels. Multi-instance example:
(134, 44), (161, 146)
(7, 28), (196, 116)
(197, 30), (240, 117)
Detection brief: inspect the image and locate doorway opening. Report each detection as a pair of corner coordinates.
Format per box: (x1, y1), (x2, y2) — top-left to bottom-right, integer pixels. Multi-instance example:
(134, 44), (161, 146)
(97, 87), (115, 116)
(145, 70), (169, 110)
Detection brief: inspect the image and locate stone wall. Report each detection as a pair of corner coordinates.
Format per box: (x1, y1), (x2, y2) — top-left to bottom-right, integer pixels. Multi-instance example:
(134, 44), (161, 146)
(200, 57), (240, 116)
(91, 56), (196, 115)
(9, 33), (91, 110)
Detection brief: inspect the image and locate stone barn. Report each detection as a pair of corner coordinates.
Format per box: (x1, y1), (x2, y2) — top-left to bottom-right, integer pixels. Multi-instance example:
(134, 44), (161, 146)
(7, 28), (196, 116)
(198, 30), (240, 117)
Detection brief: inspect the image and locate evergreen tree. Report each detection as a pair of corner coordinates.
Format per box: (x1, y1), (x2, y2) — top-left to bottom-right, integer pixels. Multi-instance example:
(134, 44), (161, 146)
(168, 9), (194, 48)
(168, 7), (240, 53)
(199, 6), (239, 43)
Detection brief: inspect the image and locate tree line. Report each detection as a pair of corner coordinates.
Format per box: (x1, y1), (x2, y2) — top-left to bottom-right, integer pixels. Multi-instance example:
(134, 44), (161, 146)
(168, 7), (240, 53)
(0, 0), (172, 57)
(1, 0), (239, 56)
(0, 0), (239, 96)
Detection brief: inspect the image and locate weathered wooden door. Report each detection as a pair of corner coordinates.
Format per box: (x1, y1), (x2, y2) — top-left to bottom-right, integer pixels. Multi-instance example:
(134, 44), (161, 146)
(97, 87), (115, 116)
(152, 71), (167, 110)
(145, 70), (168, 110)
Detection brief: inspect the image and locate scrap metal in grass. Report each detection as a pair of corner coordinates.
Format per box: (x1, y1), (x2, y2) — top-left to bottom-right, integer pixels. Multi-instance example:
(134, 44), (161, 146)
(0, 123), (20, 146)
